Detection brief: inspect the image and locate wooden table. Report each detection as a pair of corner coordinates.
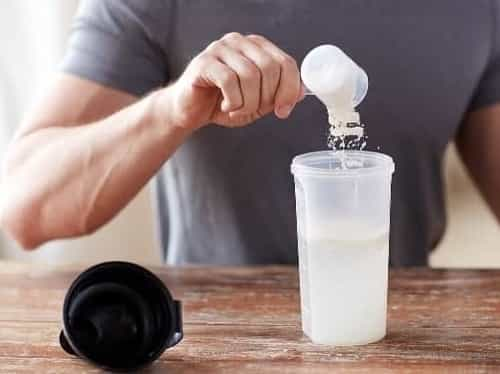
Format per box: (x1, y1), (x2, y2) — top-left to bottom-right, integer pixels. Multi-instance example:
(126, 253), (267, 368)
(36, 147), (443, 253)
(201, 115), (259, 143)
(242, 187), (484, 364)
(1, 262), (500, 373)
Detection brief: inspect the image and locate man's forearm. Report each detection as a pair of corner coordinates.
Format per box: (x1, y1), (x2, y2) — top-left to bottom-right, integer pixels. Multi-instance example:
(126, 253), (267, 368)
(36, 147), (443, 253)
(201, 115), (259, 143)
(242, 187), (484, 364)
(1, 33), (304, 249)
(1, 88), (192, 248)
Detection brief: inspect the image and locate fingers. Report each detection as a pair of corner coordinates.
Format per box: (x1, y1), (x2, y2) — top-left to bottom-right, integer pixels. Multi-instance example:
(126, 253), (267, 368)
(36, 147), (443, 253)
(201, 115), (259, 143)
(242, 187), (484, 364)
(210, 40), (261, 115)
(247, 34), (301, 119)
(195, 33), (301, 120)
(221, 33), (281, 116)
(196, 55), (243, 112)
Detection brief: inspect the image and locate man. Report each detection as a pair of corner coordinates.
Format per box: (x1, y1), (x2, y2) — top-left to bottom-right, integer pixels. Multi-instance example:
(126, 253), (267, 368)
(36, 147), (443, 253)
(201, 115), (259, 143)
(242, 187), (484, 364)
(1, 0), (499, 266)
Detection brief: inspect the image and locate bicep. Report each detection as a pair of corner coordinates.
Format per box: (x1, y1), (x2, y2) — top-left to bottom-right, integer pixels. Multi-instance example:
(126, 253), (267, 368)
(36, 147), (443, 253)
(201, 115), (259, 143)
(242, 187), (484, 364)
(19, 0), (169, 137)
(456, 104), (500, 219)
(16, 73), (138, 139)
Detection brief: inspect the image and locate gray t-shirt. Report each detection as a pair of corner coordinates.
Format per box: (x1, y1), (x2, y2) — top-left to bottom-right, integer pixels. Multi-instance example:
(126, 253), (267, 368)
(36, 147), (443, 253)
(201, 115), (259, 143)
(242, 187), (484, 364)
(61, 0), (500, 266)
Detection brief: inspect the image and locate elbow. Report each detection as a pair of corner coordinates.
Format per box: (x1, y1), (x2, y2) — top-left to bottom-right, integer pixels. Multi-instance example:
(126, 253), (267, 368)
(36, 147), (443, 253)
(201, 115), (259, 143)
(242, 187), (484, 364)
(11, 233), (42, 251)
(0, 171), (47, 250)
(0, 147), (102, 248)
(0, 146), (42, 249)
(0, 144), (71, 249)
(0, 188), (101, 250)
(0, 196), (45, 250)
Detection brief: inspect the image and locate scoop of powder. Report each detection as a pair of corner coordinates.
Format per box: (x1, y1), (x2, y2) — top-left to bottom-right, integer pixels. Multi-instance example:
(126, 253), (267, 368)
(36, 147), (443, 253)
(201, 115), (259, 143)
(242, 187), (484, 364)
(301, 45), (368, 151)
(301, 44), (357, 113)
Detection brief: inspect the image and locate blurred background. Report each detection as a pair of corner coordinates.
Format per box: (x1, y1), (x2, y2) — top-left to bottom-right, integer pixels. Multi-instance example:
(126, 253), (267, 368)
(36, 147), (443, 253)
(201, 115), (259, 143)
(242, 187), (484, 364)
(1, 1), (499, 267)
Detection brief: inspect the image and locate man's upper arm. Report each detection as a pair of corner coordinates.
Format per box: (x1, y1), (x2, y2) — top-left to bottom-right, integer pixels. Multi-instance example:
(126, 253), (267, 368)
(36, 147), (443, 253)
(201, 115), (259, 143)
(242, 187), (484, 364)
(456, 0), (500, 220)
(457, 105), (500, 220)
(19, 0), (170, 136)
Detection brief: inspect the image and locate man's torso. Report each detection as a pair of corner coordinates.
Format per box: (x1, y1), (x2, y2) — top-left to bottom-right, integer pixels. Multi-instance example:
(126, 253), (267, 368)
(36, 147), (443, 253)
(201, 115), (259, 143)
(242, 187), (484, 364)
(67, 0), (494, 265)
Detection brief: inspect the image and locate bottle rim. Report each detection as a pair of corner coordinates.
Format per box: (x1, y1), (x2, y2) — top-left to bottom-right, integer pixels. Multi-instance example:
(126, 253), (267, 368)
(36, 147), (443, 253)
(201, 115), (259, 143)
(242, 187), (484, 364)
(291, 150), (395, 178)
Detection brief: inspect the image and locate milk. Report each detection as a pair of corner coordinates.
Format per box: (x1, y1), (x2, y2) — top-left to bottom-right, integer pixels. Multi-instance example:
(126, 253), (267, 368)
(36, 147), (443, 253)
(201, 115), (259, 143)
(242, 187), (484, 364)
(298, 224), (389, 345)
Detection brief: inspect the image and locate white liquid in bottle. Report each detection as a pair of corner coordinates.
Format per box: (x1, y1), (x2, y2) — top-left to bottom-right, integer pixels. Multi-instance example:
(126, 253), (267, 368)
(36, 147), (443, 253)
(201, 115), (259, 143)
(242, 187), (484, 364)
(298, 223), (389, 345)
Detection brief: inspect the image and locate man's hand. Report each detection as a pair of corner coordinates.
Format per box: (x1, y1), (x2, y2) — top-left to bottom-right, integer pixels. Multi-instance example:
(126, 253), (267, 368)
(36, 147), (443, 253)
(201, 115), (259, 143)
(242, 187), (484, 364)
(162, 33), (304, 130)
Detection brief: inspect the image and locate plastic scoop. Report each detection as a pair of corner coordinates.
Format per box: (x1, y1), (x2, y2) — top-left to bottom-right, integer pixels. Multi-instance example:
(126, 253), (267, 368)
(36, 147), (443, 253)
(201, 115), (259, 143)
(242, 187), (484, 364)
(301, 45), (368, 139)
(301, 45), (368, 111)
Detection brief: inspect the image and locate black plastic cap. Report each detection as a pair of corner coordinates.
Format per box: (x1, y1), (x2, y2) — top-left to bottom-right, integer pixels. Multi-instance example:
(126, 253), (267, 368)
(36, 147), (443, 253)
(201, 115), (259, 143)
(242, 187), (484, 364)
(59, 261), (183, 372)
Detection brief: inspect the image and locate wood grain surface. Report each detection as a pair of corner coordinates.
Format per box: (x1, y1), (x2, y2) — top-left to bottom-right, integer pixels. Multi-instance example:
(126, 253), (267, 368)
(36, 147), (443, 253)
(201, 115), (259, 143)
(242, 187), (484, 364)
(1, 261), (500, 373)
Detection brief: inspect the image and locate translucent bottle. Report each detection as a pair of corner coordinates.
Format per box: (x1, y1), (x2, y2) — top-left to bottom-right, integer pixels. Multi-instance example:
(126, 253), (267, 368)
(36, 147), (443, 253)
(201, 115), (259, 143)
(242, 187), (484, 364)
(301, 45), (368, 137)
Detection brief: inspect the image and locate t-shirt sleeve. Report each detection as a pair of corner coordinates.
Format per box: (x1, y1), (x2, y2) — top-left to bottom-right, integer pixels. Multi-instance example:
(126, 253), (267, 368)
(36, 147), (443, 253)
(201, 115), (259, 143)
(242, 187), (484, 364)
(60, 0), (169, 97)
(469, 0), (500, 111)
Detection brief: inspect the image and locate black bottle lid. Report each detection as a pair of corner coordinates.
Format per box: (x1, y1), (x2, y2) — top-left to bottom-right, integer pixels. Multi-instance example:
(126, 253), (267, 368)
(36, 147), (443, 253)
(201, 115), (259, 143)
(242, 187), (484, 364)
(59, 261), (183, 372)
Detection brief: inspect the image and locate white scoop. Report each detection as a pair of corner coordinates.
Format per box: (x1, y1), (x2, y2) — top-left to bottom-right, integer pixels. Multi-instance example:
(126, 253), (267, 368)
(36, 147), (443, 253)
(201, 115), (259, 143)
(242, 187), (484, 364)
(301, 45), (368, 126)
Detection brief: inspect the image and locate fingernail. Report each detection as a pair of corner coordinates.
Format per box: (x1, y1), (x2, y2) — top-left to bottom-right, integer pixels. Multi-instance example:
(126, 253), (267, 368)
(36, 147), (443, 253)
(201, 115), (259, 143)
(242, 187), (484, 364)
(276, 105), (294, 118)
